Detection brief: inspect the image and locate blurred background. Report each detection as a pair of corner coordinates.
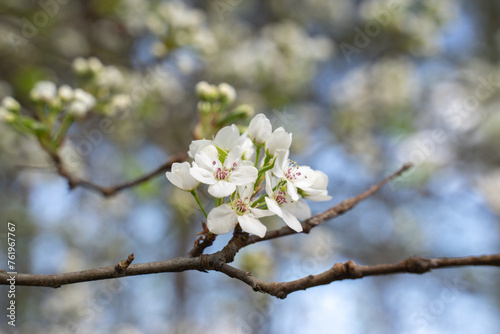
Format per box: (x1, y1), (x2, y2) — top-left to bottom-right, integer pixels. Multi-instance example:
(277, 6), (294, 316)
(0, 0), (500, 333)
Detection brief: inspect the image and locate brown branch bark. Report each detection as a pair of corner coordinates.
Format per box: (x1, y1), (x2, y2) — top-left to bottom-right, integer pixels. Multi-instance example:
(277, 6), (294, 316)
(216, 254), (500, 299)
(2, 253), (498, 298)
(52, 151), (187, 197)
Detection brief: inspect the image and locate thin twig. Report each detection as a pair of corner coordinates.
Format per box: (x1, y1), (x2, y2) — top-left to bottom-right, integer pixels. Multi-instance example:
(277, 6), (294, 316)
(246, 162), (413, 245)
(52, 152), (187, 197)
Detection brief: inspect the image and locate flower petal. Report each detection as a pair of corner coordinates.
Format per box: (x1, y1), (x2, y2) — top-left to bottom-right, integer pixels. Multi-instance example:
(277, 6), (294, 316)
(237, 215), (267, 237)
(265, 197), (283, 217)
(207, 204), (237, 235)
(281, 208), (303, 232)
(165, 171), (183, 189)
(208, 180), (236, 198)
(166, 162), (199, 190)
(188, 139), (212, 158)
(225, 145), (243, 167)
(214, 124), (240, 151)
(286, 200), (312, 220)
(230, 166), (258, 185)
(250, 207), (274, 218)
(190, 163), (216, 185)
(286, 180), (299, 201)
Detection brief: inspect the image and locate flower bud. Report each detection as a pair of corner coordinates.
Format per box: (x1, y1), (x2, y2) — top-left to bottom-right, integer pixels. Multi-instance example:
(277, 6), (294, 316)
(87, 57), (104, 74)
(2, 97), (20, 113)
(58, 85), (74, 101)
(218, 83), (236, 104)
(30, 81), (57, 104)
(72, 57), (89, 75)
(195, 81), (218, 101)
(0, 107), (15, 123)
(248, 113), (272, 145)
(67, 100), (88, 118)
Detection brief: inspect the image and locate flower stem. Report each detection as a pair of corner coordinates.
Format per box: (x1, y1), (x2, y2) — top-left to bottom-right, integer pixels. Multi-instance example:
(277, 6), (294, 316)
(191, 190), (208, 218)
(254, 145), (261, 168)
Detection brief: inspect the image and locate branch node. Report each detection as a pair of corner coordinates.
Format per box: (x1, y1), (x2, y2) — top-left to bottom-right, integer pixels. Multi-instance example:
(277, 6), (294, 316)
(115, 253), (135, 274)
(405, 256), (433, 274)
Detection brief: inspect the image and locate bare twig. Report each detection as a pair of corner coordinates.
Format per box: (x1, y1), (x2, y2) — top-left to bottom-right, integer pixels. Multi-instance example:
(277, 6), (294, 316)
(246, 162), (413, 245)
(52, 151), (187, 197)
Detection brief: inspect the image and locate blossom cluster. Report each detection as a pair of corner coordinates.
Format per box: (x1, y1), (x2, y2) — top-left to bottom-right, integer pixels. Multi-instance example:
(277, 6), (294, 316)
(31, 81), (97, 118)
(166, 113), (331, 237)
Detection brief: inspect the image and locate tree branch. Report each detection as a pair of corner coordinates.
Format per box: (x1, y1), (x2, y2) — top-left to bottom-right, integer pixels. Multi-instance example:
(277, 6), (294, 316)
(51, 151), (187, 197)
(216, 254), (500, 299)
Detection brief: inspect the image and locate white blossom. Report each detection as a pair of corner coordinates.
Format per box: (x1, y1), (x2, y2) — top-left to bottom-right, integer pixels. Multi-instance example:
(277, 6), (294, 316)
(300, 170), (332, 201)
(272, 149), (315, 201)
(190, 144), (258, 198)
(265, 127), (292, 156)
(166, 162), (199, 191)
(207, 186), (273, 237)
(264, 171), (311, 232)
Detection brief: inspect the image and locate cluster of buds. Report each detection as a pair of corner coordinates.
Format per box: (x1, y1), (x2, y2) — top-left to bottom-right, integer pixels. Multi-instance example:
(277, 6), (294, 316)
(30, 81), (96, 118)
(167, 105), (331, 237)
(72, 57), (131, 116)
(0, 80), (98, 153)
(193, 81), (254, 139)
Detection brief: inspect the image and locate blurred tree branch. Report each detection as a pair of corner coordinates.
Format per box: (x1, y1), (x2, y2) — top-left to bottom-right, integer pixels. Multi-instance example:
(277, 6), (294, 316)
(49, 149), (187, 197)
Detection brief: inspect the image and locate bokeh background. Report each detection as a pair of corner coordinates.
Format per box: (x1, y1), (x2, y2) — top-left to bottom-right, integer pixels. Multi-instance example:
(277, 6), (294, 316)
(1, 0), (500, 333)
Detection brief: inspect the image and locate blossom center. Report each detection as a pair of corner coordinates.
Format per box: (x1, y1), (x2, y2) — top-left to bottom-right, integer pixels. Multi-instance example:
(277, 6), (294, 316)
(284, 160), (303, 181)
(275, 189), (287, 205)
(213, 161), (237, 181)
(234, 198), (249, 215)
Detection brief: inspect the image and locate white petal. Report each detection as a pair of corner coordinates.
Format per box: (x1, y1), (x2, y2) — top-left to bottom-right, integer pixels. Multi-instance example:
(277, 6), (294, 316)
(281, 208), (303, 232)
(265, 171), (273, 196)
(207, 205), (237, 235)
(190, 164), (216, 185)
(304, 190), (332, 201)
(166, 162), (199, 191)
(165, 171), (183, 189)
(214, 124), (240, 151)
(286, 200), (312, 220)
(225, 146), (243, 166)
(208, 181), (236, 198)
(237, 215), (267, 237)
(287, 180), (299, 201)
(230, 166), (258, 185)
(293, 166), (315, 188)
(250, 207), (275, 218)
(265, 197), (283, 217)
(272, 149), (289, 177)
